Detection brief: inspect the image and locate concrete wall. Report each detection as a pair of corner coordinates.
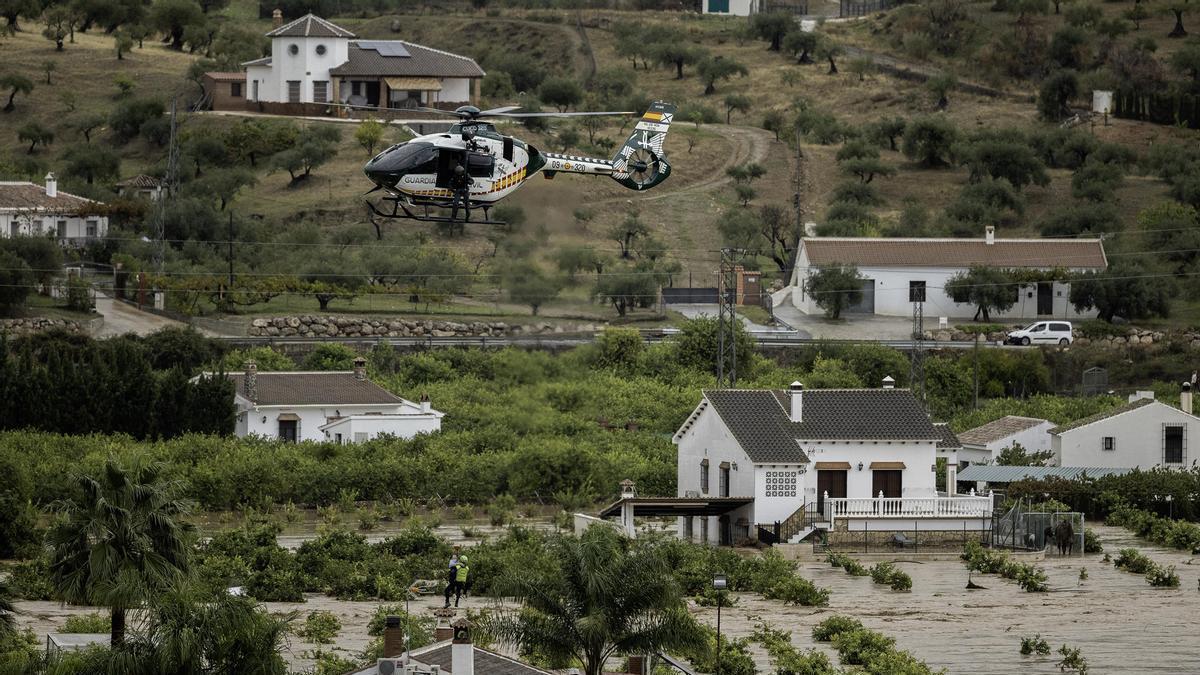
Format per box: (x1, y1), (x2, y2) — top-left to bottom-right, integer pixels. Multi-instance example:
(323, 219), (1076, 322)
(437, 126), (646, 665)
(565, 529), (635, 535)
(1053, 401), (1199, 468)
(801, 440), (939, 500)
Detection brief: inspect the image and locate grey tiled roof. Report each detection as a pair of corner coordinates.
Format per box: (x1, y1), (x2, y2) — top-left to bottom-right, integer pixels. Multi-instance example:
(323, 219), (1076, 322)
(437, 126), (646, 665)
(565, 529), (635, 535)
(226, 371), (404, 406)
(329, 41), (485, 78)
(411, 643), (554, 674)
(802, 236), (1107, 269)
(265, 14), (355, 38)
(958, 415), (1049, 445)
(702, 388), (939, 463)
(958, 465), (1131, 482)
(933, 422), (962, 450)
(1048, 397), (1155, 434)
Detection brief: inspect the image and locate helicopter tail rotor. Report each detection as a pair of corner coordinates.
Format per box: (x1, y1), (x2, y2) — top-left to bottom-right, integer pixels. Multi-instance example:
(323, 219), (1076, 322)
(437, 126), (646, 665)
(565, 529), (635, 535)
(610, 101), (675, 192)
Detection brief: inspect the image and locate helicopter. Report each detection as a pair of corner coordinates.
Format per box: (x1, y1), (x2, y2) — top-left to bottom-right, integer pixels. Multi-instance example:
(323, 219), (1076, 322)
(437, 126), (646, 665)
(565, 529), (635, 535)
(363, 101), (676, 225)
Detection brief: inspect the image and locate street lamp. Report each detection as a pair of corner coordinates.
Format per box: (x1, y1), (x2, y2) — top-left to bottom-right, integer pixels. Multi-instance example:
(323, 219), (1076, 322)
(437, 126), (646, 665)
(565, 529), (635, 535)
(713, 573), (728, 675)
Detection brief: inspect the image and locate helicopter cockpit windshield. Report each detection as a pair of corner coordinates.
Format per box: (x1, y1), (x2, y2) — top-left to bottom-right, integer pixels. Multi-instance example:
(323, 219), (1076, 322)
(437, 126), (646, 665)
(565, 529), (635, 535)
(366, 142), (439, 185)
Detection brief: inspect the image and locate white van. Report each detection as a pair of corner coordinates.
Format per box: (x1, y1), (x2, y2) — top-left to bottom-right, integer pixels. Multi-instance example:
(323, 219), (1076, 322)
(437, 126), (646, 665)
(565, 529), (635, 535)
(1006, 321), (1074, 346)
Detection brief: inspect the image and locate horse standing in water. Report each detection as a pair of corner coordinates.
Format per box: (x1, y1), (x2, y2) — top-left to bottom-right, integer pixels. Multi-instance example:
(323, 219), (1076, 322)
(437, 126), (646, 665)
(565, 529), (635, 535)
(1054, 520), (1075, 555)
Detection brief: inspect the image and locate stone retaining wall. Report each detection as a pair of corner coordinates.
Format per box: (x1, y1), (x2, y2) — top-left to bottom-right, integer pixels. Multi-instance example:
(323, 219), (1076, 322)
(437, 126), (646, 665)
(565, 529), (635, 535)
(0, 317), (88, 335)
(247, 315), (598, 338)
(923, 326), (1189, 348)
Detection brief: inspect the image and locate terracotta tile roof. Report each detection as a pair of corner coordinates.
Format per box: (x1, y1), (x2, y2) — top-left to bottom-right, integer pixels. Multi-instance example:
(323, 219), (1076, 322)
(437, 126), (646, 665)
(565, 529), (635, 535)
(265, 13), (355, 38)
(227, 371), (404, 406)
(116, 174), (162, 188)
(958, 415), (1050, 446)
(701, 388), (939, 463)
(0, 182), (99, 213)
(933, 422), (962, 449)
(801, 237), (1107, 269)
(329, 41), (485, 78)
(1049, 398), (1156, 435)
(204, 72), (246, 82)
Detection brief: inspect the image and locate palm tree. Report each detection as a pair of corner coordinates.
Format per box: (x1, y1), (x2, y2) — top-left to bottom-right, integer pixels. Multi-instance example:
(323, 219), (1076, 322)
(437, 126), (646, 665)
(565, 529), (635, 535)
(48, 457), (193, 648)
(485, 527), (704, 675)
(144, 588), (294, 675)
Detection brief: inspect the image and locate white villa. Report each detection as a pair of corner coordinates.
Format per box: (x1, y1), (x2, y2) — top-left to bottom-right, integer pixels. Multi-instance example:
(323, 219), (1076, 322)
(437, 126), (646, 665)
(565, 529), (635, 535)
(787, 226), (1107, 319)
(226, 358), (443, 443)
(957, 415), (1055, 467)
(223, 13), (484, 113)
(605, 380), (992, 547)
(0, 174), (107, 246)
(1049, 385), (1199, 469)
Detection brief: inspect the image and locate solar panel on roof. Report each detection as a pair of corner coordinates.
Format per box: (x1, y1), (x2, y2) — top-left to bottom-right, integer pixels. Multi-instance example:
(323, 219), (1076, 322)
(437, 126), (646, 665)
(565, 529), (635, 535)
(357, 41), (410, 57)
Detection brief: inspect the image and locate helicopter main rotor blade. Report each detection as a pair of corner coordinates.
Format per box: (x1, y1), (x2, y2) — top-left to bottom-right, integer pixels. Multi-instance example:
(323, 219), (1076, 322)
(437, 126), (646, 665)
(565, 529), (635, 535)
(485, 110), (635, 118)
(478, 105), (522, 116)
(408, 106), (470, 117)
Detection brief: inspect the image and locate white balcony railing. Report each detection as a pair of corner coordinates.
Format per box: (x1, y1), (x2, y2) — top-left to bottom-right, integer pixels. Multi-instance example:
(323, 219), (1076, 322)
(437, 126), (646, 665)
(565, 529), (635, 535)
(826, 494), (992, 519)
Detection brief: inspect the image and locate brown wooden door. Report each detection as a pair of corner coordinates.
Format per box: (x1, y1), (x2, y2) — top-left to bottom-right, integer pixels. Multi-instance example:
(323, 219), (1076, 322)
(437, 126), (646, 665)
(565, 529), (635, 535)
(817, 470), (847, 515)
(872, 470), (902, 498)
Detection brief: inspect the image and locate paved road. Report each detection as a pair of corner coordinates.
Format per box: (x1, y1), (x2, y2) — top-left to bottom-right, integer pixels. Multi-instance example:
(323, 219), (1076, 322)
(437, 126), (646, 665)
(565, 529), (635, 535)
(92, 295), (190, 337)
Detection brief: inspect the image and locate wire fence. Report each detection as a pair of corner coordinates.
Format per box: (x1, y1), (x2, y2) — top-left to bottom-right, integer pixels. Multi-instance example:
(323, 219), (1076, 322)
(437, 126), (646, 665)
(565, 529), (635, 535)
(814, 521), (991, 554)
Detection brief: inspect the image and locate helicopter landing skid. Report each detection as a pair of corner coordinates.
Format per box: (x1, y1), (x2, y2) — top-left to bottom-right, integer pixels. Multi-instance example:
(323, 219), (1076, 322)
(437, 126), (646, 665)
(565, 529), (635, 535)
(367, 196), (506, 226)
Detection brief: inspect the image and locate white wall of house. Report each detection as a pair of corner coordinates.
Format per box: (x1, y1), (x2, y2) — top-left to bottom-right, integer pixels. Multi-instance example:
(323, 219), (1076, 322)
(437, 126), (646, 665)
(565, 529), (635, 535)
(962, 421), (1055, 466)
(801, 440), (939, 500)
(1052, 401), (1199, 468)
(235, 400), (404, 443)
(321, 414), (441, 443)
(256, 35), (350, 103)
(703, 0), (760, 15)
(790, 262), (1094, 319)
(753, 464), (809, 524)
(0, 213), (107, 242)
(674, 405), (755, 544)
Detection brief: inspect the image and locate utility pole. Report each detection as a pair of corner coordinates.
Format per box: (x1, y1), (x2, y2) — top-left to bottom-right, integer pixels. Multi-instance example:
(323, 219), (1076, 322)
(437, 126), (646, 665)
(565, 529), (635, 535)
(227, 211), (234, 288)
(909, 301), (926, 403)
(154, 97), (180, 275)
(973, 332), (981, 409)
(716, 248), (740, 388)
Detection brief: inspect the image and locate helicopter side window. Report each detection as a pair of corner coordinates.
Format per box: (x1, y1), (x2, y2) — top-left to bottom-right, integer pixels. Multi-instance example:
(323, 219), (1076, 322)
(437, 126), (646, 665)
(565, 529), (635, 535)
(503, 137), (514, 162)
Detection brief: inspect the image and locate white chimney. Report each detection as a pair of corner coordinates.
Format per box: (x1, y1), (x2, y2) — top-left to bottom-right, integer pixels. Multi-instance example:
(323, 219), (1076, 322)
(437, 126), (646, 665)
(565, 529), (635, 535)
(882, 376), (895, 389)
(1182, 382), (1193, 416)
(420, 392), (431, 413)
(984, 225), (995, 245)
(789, 382), (804, 423)
(45, 172), (57, 199)
(450, 619), (474, 675)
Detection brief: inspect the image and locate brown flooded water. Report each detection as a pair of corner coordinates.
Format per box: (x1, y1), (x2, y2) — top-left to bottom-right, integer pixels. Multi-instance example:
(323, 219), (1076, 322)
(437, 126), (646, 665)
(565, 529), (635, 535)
(691, 525), (1200, 674)
(12, 525), (1200, 673)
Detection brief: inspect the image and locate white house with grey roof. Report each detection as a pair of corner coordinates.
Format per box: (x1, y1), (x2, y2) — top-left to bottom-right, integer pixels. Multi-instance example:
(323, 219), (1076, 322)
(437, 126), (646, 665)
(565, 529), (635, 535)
(957, 415), (1055, 467)
(787, 226), (1107, 319)
(1049, 386), (1200, 469)
(230, 13), (483, 113)
(224, 358), (442, 443)
(669, 380), (992, 545)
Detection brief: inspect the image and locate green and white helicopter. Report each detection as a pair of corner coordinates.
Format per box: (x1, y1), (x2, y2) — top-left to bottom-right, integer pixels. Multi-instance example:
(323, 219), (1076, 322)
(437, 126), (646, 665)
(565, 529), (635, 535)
(363, 101), (676, 225)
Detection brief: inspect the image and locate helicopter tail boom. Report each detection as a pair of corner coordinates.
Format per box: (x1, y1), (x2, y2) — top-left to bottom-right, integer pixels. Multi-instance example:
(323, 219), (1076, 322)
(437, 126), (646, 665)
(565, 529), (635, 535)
(610, 101), (675, 191)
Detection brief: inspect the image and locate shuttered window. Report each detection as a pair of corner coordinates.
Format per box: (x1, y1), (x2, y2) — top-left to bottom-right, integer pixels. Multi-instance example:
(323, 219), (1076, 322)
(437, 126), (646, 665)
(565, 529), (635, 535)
(287, 80), (301, 103)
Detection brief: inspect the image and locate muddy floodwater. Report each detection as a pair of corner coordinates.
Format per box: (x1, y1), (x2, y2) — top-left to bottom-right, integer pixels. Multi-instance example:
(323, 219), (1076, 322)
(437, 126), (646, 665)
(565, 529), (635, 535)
(12, 525), (1200, 673)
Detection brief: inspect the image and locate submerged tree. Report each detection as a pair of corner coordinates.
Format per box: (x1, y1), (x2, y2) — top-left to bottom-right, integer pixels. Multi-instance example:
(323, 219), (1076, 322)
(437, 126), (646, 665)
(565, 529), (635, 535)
(484, 527), (704, 675)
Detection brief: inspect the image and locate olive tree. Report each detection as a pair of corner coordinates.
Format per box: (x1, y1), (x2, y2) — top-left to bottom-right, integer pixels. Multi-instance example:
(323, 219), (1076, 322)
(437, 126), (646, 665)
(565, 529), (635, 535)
(803, 264), (865, 319)
(945, 266), (1018, 321)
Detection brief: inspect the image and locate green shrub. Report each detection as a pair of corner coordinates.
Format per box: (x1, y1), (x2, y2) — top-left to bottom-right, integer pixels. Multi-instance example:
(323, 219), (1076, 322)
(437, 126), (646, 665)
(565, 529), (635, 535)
(869, 562), (897, 585)
(1020, 634), (1051, 655)
(833, 628), (896, 665)
(300, 610), (342, 644)
(693, 587), (737, 607)
(764, 575), (830, 606)
(1056, 644), (1088, 673)
(1114, 548), (1155, 574)
(1083, 528), (1102, 553)
(889, 570), (913, 591)
(812, 615), (864, 642)
(62, 613), (111, 633)
(365, 606), (436, 649)
(1146, 564), (1180, 587)
(303, 344), (359, 371)
(1076, 320), (1125, 340)
(954, 323), (1004, 335)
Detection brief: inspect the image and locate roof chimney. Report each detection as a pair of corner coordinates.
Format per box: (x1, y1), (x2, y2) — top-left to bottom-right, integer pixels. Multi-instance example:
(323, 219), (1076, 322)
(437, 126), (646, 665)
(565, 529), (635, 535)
(420, 392), (431, 413)
(451, 618), (474, 675)
(882, 375), (895, 389)
(985, 225), (995, 245)
(243, 360), (258, 402)
(789, 381), (804, 423)
(353, 356), (367, 380)
(382, 615), (404, 658)
(45, 172), (57, 199)
(1182, 381), (1193, 416)
(272, 8), (283, 27)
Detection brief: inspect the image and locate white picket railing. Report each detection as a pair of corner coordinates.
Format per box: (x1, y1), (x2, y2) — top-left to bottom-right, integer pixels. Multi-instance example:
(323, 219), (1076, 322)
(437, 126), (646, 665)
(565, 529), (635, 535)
(826, 494), (992, 519)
